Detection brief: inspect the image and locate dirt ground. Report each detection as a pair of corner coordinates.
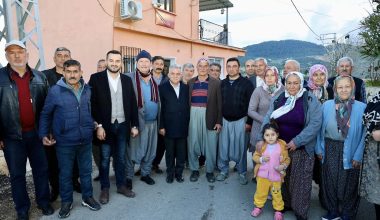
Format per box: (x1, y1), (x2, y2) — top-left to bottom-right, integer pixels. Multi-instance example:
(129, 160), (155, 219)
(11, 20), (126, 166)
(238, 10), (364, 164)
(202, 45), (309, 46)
(0, 174), (41, 220)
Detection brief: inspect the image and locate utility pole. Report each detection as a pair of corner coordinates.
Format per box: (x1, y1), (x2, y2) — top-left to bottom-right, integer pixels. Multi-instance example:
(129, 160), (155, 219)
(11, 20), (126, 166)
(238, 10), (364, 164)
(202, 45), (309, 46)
(0, 0), (45, 70)
(320, 33), (337, 75)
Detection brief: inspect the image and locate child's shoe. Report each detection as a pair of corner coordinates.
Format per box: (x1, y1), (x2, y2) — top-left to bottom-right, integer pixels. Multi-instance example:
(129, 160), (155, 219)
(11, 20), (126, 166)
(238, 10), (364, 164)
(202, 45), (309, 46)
(251, 207), (263, 217)
(274, 211), (283, 220)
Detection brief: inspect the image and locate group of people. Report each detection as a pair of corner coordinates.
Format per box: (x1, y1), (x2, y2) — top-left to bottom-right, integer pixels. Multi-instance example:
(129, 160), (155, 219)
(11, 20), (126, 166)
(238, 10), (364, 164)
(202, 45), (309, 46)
(0, 39), (379, 220)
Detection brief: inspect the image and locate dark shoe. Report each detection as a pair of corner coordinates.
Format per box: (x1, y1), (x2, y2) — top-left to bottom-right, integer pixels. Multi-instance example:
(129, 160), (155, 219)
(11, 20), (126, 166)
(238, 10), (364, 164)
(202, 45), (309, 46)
(93, 175), (100, 181)
(153, 165), (164, 174)
(175, 175), (184, 183)
(58, 202), (73, 218)
(99, 189), (109, 204)
(73, 181), (81, 193)
(49, 190), (59, 202)
(38, 204), (54, 216)
(190, 170), (200, 182)
(135, 169), (141, 176)
(17, 213), (29, 220)
(206, 172), (215, 183)
(141, 175), (155, 185)
(321, 211), (340, 220)
(166, 175), (174, 183)
(126, 178), (133, 190)
(117, 185), (136, 198)
(81, 197), (101, 211)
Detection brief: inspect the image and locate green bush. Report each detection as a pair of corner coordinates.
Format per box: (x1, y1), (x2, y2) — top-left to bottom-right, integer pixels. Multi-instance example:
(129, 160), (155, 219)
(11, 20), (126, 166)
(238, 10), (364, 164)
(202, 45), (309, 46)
(366, 80), (380, 87)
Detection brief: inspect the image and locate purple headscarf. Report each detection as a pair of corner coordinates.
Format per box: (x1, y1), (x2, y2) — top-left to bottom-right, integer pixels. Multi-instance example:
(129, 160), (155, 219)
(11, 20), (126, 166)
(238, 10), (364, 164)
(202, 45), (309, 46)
(308, 64), (328, 102)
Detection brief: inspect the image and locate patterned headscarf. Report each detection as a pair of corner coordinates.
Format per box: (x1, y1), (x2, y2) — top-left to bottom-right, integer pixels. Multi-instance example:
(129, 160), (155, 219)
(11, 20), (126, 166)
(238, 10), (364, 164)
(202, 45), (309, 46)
(363, 91), (380, 141)
(271, 72), (306, 119)
(263, 66), (281, 95)
(333, 75), (355, 138)
(308, 64), (328, 102)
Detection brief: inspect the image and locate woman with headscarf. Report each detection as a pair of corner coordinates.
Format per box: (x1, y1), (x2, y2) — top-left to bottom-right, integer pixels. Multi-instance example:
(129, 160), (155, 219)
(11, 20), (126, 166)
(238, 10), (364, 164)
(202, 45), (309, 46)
(307, 64), (329, 103)
(256, 72), (322, 220)
(360, 91), (380, 219)
(248, 66), (284, 152)
(316, 75), (366, 220)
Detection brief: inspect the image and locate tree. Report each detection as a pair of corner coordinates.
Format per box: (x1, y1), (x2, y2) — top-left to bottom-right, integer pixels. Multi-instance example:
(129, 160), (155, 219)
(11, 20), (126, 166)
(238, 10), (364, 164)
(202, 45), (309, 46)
(359, 10), (380, 81)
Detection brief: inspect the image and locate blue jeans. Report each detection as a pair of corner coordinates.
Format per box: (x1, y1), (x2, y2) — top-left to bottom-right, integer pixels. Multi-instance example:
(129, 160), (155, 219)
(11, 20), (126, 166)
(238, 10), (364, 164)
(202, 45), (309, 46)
(100, 121), (128, 190)
(55, 144), (93, 203)
(3, 130), (50, 215)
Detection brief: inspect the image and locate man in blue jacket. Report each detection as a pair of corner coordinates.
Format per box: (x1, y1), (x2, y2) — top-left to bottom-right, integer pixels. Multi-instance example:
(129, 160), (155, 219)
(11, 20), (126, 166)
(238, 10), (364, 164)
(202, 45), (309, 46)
(39, 60), (101, 218)
(0, 40), (54, 220)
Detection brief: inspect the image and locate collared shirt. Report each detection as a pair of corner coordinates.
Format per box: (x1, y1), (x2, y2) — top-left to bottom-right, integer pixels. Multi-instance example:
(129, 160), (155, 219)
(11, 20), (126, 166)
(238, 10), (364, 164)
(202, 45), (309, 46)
(107, 70), (120, 93)
(257, 76), (265, 88)
(170, 81), (180, 98)
(10, 67), (35, 131)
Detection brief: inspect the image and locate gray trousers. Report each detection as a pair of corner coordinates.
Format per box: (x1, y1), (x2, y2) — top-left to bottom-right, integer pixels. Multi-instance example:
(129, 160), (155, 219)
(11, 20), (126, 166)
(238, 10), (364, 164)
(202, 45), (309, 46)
(187, 107), (218, 173)
(218, 117), (247, 175)
(127, 121), (158, 178)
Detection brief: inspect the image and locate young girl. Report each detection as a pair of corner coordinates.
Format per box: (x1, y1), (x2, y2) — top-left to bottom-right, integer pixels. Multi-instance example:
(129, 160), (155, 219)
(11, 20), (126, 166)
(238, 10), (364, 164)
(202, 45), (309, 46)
(251, 123), (290, 220)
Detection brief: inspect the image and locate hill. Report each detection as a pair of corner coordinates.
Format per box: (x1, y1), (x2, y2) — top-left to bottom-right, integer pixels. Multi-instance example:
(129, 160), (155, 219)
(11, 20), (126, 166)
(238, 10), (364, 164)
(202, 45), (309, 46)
(240, 39), (329, 72)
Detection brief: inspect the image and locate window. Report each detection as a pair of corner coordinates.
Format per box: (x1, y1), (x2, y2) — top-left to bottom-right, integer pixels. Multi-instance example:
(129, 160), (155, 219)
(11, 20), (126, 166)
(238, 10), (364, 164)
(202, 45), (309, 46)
(157, 0), (174, 13)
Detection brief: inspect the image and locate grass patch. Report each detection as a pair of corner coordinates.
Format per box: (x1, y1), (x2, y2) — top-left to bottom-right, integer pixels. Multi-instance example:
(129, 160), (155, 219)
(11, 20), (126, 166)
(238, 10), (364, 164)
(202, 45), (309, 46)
(366, 80), (380, 87)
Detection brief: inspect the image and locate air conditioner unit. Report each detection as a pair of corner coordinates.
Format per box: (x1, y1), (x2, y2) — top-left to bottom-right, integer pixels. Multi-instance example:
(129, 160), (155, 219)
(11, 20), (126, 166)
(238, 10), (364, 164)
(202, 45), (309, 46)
(120, 0), (143, 20)
(152, 0), (162, 7)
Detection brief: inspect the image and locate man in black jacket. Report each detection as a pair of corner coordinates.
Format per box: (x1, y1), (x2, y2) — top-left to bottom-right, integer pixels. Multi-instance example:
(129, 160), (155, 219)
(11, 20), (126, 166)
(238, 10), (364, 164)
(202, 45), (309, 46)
(89, 50), (139, 204)
(158, 64), (190, 183)
(0, 40), (54, 219)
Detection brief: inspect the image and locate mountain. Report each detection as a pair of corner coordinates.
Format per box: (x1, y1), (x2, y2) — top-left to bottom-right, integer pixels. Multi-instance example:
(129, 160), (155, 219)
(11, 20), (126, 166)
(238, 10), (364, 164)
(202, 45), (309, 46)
(240, 39), (329, 72)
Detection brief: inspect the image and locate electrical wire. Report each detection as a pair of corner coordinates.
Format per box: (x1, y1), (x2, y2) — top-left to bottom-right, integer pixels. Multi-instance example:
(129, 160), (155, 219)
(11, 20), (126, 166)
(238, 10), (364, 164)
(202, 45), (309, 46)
(290, 0), (321, 40)
(96, 0), (153, 19)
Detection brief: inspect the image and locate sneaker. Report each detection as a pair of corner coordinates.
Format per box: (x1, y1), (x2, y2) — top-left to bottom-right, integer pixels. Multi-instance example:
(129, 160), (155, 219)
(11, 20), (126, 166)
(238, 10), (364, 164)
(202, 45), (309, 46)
(321, 211), (341, 220)
(81, 197), (101, 211)
(206, 172), (215, 183)
(175, 175), (184, 183)
(239, 174), (248, 185)
(216, 172), (228, 181)
(37, 204), (54, 216)
(274, 211), (284, 220)
(250, 207), (262, 217)
(141, 175), (155, 185)
(190, 171), (200, 182)
(58, 202), (72, 218)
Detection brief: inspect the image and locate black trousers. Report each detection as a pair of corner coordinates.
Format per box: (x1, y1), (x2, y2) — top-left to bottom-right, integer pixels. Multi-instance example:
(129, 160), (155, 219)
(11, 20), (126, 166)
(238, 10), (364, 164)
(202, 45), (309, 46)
(152, 133), (165, 167)
(164, 137), (186, 177)
(375, 204), (380, 220)
(44, 145), (80, 193)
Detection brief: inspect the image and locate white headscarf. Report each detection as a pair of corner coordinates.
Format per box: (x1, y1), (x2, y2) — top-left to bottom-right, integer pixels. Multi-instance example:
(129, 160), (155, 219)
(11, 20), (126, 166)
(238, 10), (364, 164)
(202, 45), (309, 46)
(271, 71), (306, 119)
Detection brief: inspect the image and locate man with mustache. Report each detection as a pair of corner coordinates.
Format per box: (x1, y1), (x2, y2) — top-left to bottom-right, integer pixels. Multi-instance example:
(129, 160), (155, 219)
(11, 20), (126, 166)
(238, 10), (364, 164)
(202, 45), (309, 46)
(42, 47), (82, 202)
(40, 59), (101, 218)
(327, 56), (366, 103)
(89, 50), (139, 204)
(126, 50), (160, 186)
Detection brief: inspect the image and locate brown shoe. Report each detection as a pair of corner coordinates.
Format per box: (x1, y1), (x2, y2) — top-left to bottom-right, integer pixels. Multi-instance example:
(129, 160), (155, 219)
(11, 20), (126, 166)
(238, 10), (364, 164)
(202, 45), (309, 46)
(117, 186), (135, 198)
(99, 189), (109, 204)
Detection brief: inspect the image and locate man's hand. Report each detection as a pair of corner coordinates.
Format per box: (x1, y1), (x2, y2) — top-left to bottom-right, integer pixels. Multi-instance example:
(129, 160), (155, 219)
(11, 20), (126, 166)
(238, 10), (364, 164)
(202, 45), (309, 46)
(256, 141), (264, 152)
(372, 130), (380, 142)
(42, 135), (56, 146)
(159, 128), (165, 136)
(352, 160), (361, 169)
(131, 127), (139, 138)
(245, 124), (252, 132)
(214, 124), (222, 133)
(0, 141), (4, 150)
(97, 127), (106, 140)
(286, 140), (297, 152)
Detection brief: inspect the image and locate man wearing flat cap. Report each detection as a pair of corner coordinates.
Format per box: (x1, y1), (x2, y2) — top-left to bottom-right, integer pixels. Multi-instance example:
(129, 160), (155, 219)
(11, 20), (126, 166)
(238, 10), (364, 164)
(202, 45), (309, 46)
(126, 50), (160, 186)
(0, 40), (54, 219)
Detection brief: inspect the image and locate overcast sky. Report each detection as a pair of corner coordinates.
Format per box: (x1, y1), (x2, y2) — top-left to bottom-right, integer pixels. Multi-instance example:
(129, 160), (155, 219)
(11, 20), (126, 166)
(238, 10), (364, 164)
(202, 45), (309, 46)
(200, 0), (376, 48)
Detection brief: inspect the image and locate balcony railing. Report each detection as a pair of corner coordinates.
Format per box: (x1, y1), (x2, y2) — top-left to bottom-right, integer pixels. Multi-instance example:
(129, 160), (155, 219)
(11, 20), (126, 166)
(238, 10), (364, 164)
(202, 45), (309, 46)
(199, 19), (230, 45)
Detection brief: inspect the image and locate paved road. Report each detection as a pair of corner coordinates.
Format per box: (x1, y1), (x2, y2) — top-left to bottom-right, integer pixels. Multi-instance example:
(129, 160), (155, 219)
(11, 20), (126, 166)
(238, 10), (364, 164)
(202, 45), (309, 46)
(35, 158), (376, 220)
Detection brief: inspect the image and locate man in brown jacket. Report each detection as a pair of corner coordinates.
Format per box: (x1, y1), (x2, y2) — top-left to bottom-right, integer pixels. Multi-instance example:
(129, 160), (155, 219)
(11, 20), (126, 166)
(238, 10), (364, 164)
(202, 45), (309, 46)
(187, 58), (222, 183)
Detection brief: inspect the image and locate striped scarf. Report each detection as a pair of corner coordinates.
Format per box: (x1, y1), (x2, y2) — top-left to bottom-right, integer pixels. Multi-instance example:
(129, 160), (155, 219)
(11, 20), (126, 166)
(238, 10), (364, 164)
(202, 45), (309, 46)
(135, 69), (159, 108)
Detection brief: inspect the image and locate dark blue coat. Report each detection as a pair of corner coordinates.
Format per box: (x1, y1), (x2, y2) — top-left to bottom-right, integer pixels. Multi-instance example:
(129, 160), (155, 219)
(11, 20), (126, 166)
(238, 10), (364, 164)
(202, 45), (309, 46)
(39, 78), (94, 146)
(159, 81), (190, 138)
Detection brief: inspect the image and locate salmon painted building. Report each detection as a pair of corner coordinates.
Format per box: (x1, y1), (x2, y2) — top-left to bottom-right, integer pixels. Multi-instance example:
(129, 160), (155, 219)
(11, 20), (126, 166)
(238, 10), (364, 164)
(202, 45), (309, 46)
(33, 0), (245, 79)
